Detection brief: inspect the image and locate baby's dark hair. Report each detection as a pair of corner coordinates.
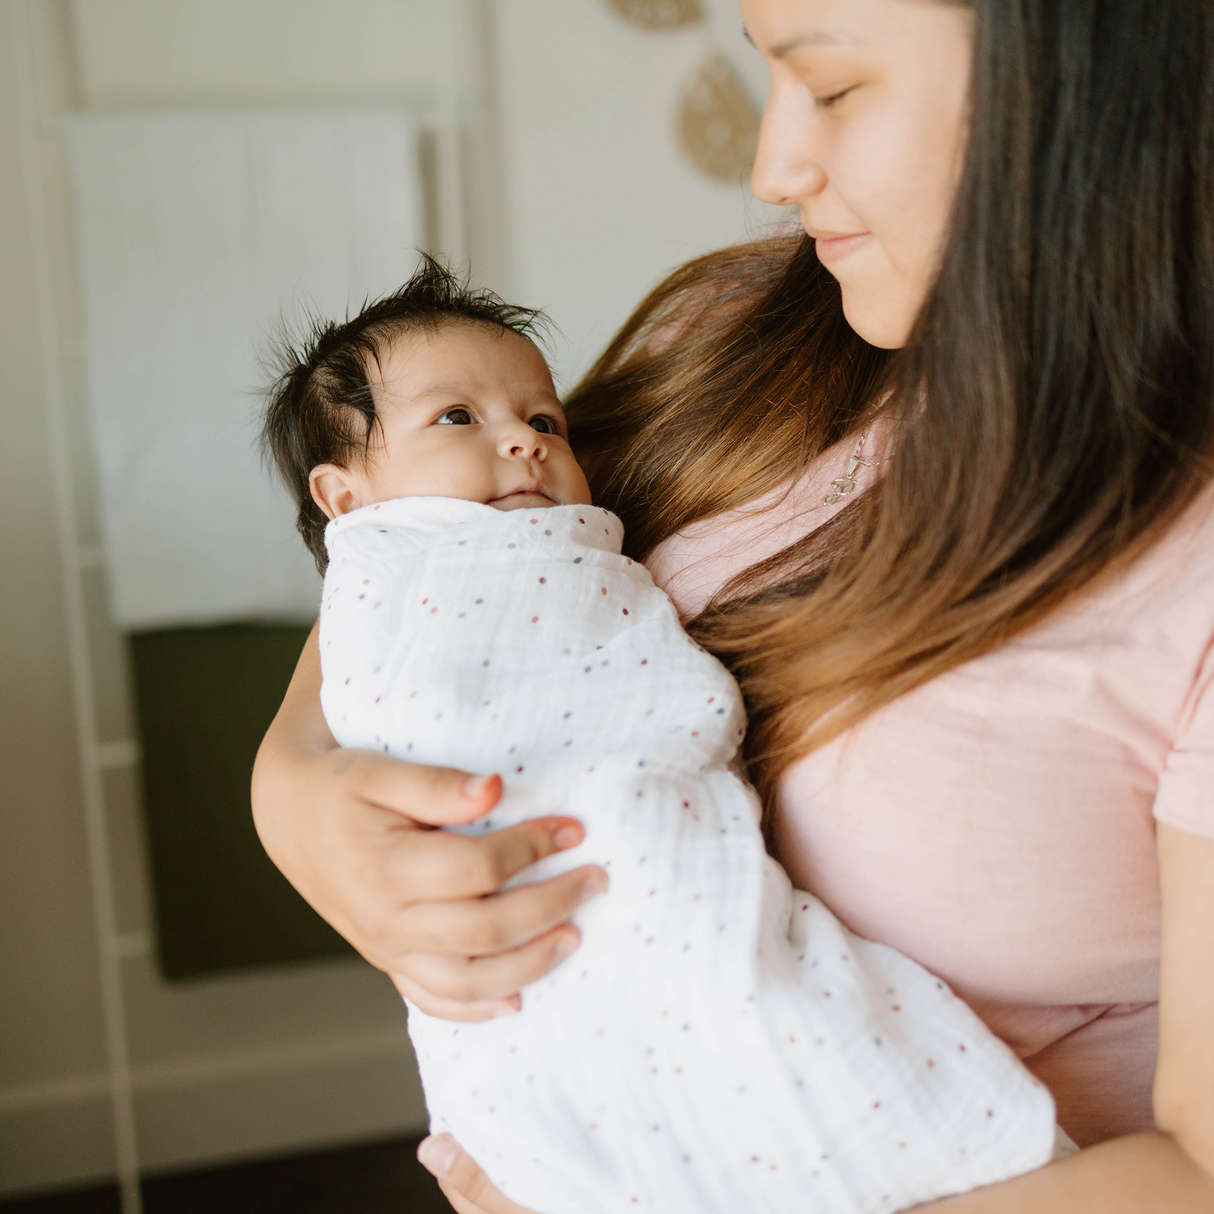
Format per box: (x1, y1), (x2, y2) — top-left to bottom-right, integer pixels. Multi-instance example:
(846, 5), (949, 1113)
(262, 254), (547, 571)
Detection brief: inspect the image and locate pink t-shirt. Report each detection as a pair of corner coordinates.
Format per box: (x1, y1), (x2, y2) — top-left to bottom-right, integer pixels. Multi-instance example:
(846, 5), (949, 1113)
(646, 430), (1214, 1148)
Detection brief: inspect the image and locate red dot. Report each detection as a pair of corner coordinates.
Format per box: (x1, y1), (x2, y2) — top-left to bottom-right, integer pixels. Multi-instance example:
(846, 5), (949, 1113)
(622, 608), (629, 615)
(641, 659), (648, 665)
(579, 518), (586, 524)
(600, 587), (607, 595)
(529, 518), (538, 524)
(539, 577), (546, 583)
(516, 765), (524, 772)
(531, 616), (539, 623)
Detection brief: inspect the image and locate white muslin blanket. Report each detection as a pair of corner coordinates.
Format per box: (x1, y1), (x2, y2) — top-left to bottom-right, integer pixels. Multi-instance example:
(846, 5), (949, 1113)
(319, 497), (1057, 1214)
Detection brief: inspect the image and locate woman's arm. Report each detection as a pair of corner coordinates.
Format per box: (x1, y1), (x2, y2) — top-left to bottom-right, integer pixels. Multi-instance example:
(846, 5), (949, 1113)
(420, 823), (1214, 1210)
(251, 624), (608, 1020)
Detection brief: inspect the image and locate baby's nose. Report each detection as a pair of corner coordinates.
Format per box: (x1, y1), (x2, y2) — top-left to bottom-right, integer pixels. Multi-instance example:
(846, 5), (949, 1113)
(501, 425), (546, 460)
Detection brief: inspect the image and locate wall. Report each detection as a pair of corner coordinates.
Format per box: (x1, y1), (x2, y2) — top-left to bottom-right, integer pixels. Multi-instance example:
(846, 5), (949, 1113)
(496, 0), (778, 385)
(0, 0), (775, 1197)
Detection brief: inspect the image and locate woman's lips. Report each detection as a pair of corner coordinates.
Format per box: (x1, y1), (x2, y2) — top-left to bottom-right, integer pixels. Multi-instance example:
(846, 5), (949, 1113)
(812, 231), (872, 266)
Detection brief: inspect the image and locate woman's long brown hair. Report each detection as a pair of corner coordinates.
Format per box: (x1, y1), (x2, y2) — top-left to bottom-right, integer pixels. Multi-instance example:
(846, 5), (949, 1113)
(566, 0), (1214, 815)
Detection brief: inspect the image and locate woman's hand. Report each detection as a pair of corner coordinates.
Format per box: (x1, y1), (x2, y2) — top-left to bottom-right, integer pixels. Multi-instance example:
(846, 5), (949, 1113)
(251, 626), (608, 1020)
(417, 1136), (542, 1214)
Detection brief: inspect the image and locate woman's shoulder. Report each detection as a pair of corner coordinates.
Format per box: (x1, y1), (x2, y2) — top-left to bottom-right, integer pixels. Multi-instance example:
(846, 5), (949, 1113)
(1066, 479), (1214, 633)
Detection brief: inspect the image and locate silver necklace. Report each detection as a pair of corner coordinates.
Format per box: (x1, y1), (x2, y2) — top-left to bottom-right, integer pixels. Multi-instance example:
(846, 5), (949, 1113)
(822, 431), (885, 506)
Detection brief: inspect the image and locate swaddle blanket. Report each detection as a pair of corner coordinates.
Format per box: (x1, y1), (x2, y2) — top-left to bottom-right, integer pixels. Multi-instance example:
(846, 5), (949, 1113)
(320, 497), (1057, 1214)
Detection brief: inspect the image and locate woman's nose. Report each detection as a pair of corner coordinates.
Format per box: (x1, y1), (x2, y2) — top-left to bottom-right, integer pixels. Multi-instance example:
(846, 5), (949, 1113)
(498, 421), (546, 461)
(750, 87), (827, 207)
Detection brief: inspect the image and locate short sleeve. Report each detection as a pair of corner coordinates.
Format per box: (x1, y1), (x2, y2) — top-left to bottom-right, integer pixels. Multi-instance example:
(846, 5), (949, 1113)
(1153, 638), (1214, 839)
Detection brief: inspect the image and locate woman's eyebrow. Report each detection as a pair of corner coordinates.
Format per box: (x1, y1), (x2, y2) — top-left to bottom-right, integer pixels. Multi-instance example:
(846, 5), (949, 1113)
(744, 26), (860, 57)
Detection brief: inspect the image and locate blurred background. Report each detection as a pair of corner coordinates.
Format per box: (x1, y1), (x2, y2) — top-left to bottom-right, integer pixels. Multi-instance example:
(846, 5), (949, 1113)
(0, 0), (777, 1208)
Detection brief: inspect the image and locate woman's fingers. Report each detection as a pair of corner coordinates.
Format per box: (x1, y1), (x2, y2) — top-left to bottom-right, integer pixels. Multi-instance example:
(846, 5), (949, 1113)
(385, 815), (592, 902)
(346, 751), (503, 827)
(389, 971), (520, 1023)
(399, 922), (585, 1004)
(418, 1135), (540, 1214)
(398, 864), (608, 955)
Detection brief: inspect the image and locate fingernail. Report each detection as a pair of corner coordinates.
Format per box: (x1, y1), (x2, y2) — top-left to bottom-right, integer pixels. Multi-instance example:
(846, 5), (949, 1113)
(461, 773), (495, 800)
(492, 1001), (520, 1018)
(418, 1134), (458, 1175)
(553, 933), (579, 962)
(553, 823), (581, 849)
(580, 871), (608, 900)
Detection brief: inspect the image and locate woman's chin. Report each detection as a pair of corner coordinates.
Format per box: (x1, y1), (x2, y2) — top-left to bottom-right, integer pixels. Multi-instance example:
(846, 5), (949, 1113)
(840, 287), (916, 351)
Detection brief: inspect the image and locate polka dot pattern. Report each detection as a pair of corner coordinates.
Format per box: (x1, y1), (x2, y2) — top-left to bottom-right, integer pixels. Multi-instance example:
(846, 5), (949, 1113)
(317, 496), (1058, 1214)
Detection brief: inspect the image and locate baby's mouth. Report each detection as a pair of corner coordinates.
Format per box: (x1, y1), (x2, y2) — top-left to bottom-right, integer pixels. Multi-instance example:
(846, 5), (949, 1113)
(488, 488), (556, 510)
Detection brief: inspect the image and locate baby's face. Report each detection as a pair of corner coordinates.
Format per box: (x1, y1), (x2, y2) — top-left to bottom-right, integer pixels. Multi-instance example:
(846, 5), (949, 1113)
(311, 321), (592, 517)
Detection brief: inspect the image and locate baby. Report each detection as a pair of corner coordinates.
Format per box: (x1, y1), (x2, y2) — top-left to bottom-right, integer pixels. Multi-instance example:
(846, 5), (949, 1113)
(263, 258), (1060, 1214)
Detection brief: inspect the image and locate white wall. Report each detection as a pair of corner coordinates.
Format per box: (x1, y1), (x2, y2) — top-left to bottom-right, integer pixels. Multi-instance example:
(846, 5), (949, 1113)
(494, 0), (779, 385)
(0, 0), (776, 1197)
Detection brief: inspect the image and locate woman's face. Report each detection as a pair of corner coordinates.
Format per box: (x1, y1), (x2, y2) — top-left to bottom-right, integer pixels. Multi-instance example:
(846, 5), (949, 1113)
(743, 0), (973, 349)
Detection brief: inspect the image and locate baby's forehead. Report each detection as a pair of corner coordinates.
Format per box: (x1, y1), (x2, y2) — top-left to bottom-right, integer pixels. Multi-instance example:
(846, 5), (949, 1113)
(370, 319), (557, 401)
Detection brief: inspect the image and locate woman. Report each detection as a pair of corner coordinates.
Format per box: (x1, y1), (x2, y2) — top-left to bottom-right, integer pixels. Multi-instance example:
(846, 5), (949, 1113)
(251, 0), (1214, 1210)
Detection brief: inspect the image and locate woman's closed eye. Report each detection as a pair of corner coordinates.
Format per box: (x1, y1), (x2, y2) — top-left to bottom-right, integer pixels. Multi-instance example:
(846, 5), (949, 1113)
(436, 407), (476, 426)
(815, 84), (859, 110)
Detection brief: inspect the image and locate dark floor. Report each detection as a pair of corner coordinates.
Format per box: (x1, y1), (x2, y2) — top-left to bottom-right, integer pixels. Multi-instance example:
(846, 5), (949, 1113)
(0, 1135), (450, 1214)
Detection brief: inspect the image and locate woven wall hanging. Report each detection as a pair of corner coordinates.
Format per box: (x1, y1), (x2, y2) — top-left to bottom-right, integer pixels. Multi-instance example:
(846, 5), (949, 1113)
(603, 0), (761, 183)
(604, 0), (702, 30)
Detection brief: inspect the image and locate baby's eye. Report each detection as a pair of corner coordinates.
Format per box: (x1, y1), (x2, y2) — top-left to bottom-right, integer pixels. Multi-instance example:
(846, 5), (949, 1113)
(528, 415), (560, 435)
(436, 407), (475, 426)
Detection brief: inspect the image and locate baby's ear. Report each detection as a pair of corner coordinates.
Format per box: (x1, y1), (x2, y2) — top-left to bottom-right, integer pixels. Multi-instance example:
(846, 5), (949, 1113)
(309, 464), (363, 520)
